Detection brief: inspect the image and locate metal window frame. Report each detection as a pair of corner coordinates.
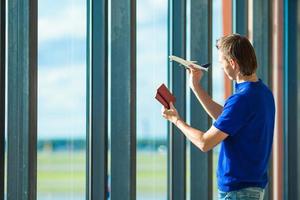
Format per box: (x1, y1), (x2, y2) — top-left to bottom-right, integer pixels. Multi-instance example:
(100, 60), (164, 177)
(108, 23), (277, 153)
(233, 0), (248, 36)
(168, 0), (186, 199)
(189, 1), (212, 199)
(86, 0), (108, 199)
(271, 0), (284, 199)
(283, 0), (299, 199)
(0, 0), (5, 198)
(7, 0), (37, 199)
(252, 0), (272, 85)
(110, 0), (136, 199)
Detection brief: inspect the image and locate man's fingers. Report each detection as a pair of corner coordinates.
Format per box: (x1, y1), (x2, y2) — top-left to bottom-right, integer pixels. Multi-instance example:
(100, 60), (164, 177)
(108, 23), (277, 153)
(163, 110), (169, 115)
(188, 64), (201, 72)
(163, 109), (173, 115)
(162, 107), (169, 115)
(186, 68), (191, 74)
(188, 64), (197, 70)
(170, 102), (175, 109)
(162, 105), (175, 117)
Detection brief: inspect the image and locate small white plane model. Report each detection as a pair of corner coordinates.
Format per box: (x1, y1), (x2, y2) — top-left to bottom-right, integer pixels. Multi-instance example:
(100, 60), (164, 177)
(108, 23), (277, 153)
(169, 55), (211, 72)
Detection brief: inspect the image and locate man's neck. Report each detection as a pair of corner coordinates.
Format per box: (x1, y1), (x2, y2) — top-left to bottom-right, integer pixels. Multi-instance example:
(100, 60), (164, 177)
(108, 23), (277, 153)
(236, 73), (258, 83)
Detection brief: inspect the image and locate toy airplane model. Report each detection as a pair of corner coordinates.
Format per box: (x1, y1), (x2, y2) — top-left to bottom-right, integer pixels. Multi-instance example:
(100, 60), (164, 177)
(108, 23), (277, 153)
(169, 55), (211, 72)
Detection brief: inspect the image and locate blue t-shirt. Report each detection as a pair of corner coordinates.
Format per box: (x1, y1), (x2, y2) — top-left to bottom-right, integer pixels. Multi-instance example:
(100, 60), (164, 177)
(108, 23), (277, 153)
(213, 79), (275, 192)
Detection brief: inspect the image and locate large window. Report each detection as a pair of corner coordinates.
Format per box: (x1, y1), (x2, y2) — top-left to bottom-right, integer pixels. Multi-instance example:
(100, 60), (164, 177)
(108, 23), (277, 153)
(3, 0), (296, 199)
(37, 0), (86, 199)
(136, 1), (168, 199)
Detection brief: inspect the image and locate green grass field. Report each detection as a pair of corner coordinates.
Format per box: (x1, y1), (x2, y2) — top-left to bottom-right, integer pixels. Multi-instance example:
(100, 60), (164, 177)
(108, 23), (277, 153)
(37, 150), (219, 199)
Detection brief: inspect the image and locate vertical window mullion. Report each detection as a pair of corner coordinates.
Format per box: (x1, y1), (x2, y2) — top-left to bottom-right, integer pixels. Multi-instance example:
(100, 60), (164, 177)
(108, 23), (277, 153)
(233, 0), (248, 36)
(271, 0), (284, 199)
(168, 0), (186, 199)
(110, 0), (136, 199)
(7, 0), (37, 199)
(0, 0), (5, 198)
(222, 0), (233, 97)
(87, 0), (108, 199)
(252, 0), (271, 85)
(189, 1), (212, 199)
(284, 0), (299, 199)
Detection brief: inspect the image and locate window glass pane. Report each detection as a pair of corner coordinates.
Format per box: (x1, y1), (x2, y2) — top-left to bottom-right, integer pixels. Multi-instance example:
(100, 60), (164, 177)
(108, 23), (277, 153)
(37, 0), (86, 199)
(212, 0), (224, 199)
(136, 1), (168, 199)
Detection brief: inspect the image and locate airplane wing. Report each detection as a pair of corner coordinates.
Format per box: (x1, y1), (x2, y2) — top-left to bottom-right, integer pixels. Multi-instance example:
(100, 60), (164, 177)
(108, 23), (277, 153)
(169, 55), (189, 67)
(169, 55), (210, 71)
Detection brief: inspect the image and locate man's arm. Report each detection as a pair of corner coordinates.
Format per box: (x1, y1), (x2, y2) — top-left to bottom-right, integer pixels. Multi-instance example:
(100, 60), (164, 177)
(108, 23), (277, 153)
(175, 118), (228, 152)
(162, 102), (228, 152)
(187, 64), (223, 120)
(191, 84), (223, 121)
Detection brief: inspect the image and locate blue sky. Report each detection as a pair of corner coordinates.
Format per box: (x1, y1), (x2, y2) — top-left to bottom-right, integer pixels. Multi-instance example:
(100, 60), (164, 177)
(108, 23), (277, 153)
(136, 0), (168, 140)
(38, 0), (223, 140)
(38, 0), (86, 139)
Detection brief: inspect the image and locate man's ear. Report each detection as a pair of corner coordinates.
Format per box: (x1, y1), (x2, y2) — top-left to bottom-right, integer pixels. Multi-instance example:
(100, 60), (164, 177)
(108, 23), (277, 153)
(229, 59), (239, 71)
(229, 59), (235, 67)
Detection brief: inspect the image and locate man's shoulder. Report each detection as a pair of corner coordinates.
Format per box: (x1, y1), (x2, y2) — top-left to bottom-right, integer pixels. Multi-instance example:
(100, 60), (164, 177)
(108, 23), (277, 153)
(223, 93), (250, 113)
(226, 92), (248, 104)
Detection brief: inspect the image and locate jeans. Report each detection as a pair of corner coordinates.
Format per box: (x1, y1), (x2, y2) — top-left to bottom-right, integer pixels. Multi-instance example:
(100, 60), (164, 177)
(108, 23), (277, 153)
(218, 187), (265, 200)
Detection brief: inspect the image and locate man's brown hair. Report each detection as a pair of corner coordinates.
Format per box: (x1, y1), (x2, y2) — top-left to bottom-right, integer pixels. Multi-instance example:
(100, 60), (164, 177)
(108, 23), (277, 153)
(216, 34), (257, 76)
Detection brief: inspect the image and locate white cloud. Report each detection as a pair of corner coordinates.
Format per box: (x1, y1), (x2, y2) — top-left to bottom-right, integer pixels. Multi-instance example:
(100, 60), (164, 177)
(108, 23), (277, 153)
(38, 4), (86, 43)
(38, 65), (85, 110)
(38, 65), (86, 139)
(38, 115), (86, 139)
(137, 0), (168, 25)
(37, 0), (87, 139)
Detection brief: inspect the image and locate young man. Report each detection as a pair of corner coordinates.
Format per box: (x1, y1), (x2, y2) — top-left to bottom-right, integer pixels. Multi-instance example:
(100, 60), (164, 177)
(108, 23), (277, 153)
(162, 34), (275, 200)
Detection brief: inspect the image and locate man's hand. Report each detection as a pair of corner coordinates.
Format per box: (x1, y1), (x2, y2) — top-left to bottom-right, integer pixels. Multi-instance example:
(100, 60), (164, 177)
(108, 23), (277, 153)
(161, 102), (180, 124)
(187, 64), (203, 90)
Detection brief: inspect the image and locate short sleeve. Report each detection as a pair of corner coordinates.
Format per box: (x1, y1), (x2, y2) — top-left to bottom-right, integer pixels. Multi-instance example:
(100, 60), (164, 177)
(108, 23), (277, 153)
(213, 94), (249, 136)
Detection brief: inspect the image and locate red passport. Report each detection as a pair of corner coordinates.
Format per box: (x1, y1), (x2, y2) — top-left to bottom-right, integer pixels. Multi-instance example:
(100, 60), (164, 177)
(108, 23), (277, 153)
(155, 84), (176, 109)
